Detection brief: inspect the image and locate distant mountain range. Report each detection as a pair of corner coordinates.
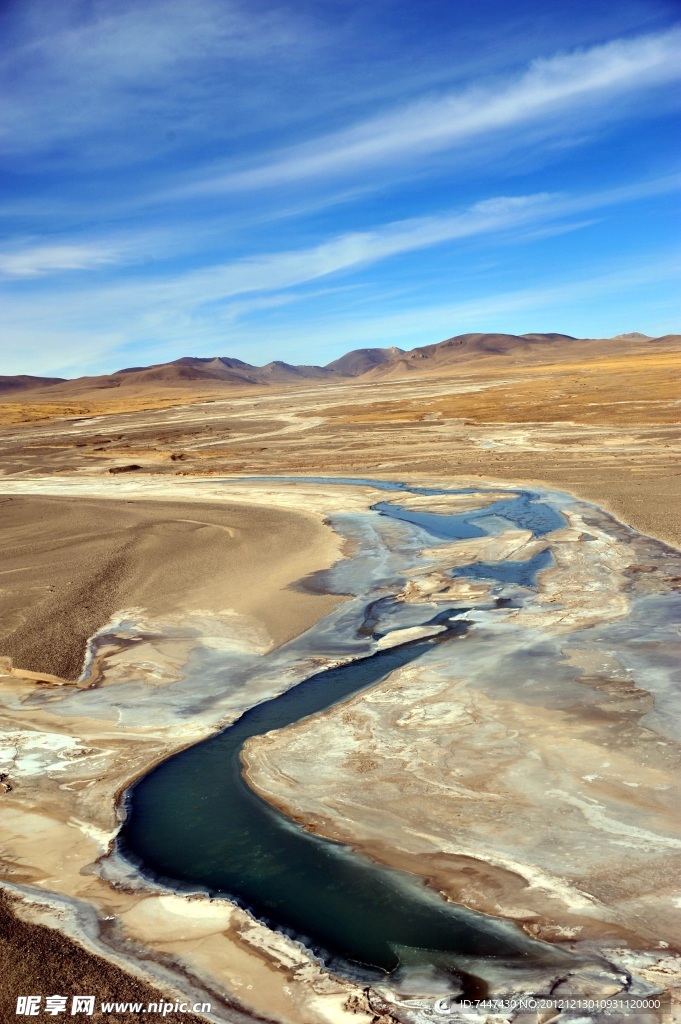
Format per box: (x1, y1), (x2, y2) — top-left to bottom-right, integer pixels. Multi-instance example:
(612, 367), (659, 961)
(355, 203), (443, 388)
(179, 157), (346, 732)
(1, 332), (676, 398)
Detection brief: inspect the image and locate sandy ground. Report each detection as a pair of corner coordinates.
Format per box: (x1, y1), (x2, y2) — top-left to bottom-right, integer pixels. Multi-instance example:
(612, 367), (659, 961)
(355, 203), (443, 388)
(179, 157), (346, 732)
(0, 341), (679, 1022)
(0, 481), (376, 1024)
(0, 890), (210, 1024)
(0, 494), (341, 679)
(1, 343), (677, 546)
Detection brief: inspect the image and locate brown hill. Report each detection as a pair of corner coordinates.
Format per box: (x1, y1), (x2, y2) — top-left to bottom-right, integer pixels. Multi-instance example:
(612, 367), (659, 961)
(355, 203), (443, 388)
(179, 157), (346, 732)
(326, 346), (405, 377)
(0, 375), (66, 394)
(112, 357), (263, 387)
(3, 356), (340, 402)
(610, 332), (652, 340)
(628, 333), (681, 348)
(361, 332), (576, 378)
(258, 361), (338, 382)
(359, 331), (678, 380)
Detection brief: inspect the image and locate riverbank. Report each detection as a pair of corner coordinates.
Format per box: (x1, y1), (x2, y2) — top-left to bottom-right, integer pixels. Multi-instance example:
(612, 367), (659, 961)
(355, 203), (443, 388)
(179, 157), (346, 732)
(0, 890), (213, 1024)
(236, 483), (679, 1003)
(1, 475), (679, 1023)
(0, 479), (377, 1024)
(0, 492), (343, 680)
(238, 485), (681, 1000)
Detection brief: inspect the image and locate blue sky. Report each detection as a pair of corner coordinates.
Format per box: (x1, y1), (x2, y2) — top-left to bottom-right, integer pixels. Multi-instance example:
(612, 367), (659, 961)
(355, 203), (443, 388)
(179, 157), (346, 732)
(1, 0), (680, 377)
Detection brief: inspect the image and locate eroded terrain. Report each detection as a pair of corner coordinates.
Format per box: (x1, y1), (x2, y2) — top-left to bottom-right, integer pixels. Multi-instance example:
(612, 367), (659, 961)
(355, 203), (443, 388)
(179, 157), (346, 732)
(0, 344), (679, 1023)
(245, 492), (681, 953)
(0, 476), (679, 1023)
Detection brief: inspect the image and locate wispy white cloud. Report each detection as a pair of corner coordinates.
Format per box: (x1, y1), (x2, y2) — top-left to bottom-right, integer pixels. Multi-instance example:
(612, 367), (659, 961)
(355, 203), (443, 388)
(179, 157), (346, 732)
(12, 192), (561, 300)
(1, 191), (559, 286)
(3, 173), (679, 374)
(213, 253), (681, 357)
(8, 170), (676, 288)
(174, 193), (560, 299)
(5, 169), (674, 288)
(0, 0), (313, 161)
(3, 250), (678, 376)
(0, 243), (123, 278)
(186, 27), (681, 194)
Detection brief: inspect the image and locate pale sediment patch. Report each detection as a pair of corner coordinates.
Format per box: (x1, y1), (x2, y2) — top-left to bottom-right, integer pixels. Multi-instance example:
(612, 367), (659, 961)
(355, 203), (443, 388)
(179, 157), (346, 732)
(241, 496), (681, 957)
(243, 656), (681, 947)
(385, 492), (511, 514)
(376, 625), (447, 648)
(421, 528), (546, 567)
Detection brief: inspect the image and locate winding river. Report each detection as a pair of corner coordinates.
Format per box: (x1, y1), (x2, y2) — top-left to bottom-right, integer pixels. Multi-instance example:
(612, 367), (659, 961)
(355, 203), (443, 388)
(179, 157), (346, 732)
(118, 480), (602, 993)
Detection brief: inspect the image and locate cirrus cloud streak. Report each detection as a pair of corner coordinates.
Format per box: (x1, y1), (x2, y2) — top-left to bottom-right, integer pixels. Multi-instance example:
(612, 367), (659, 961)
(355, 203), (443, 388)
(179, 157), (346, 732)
(185, 27), (681, 195)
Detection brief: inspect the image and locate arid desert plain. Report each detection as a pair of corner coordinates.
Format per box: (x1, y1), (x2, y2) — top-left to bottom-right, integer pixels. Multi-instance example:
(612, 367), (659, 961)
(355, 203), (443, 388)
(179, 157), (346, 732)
(1, 331), (680, 1024)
